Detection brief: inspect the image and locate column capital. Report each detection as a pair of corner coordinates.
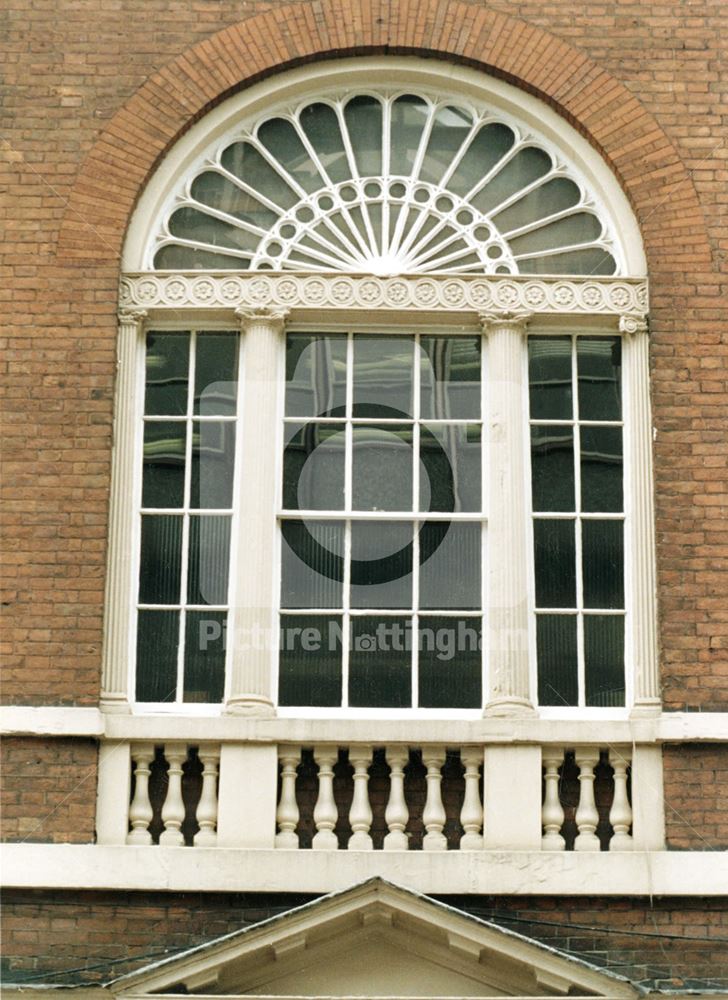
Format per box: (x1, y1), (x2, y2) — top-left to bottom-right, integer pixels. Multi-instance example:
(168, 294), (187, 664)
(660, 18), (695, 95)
(235, 306), (289, 333)
(478, 311), (532, 334)
(117, 306), (148, 327)
(619, 314), (649, 336)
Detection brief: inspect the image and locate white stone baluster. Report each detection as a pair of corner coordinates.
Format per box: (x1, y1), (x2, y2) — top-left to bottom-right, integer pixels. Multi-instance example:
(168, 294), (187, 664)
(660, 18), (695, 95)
(160, 743), (187, 846)
(609, 750), (634, 850)
(384, 747), (409, 851)
(459, 747), (484, 850)
(422, 747), (447, 851)
(574, 748), (601, 851)
(541, 750), (566, 851)
(193, 745), (220, 847)
(275, 747), (301, 849)
(127, 744), (154, 845)
(347, 745), (373, 850)
(312, 747), (339, 850)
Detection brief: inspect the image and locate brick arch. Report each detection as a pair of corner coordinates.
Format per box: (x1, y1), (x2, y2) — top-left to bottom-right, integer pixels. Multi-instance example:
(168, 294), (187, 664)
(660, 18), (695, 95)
(57, 0), (710, 273)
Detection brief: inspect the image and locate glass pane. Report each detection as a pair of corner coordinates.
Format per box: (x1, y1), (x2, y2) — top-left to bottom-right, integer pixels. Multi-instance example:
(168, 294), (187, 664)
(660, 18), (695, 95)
(447, 122), (515, 198)
(168, 206), (259, 254)
(509, 213), (603, 257)
(353, 336), (414, 418)
(136, 609), (178, 702)
(581, 426), (623, 513)
(344, 96), (383, 177)
(190, 171), (277, 229)
(257, 117), (323, 194)
(142, 421), (186, 508)
(419, 105), (472, 186)
(279, 614), (342, 706)
(577, 337), (622, 421)
(528, 337), (573, 420)
(470, 146), (552, 216)
(534, 519), (576, 607)
(420, 424), (481, 513)
(139, 515), (182, 604)
(220, 141), (298, 211)
(184, 610), (226, 703)
(418, 616), (482, 708)
(420, 336), (481, 419)
(187, 515), (231, 606)
(194, 333), (238, 415)
(299, 103), (350, 184)
(585, 614), (625, 706)
(518, 248), (617, 276)
(283, 424), (345, 511)
(352, 425), (413, 511)
(349, 615), (411, 708)
(419, 522), (481, 610)
(190, 421), (235, 509)
(582, 519), (624, 609)
(154, 244), (249, 271)
(493, 177), (582, 234)
(285, 334), (347, 417)
(390, 95), (429, 177)
(350, 521), (413, 610)
(531, 425), (574, 512)
(145, 333), (189, 416)
(537, 614), (578, 707)
(281, 520), (344, 609)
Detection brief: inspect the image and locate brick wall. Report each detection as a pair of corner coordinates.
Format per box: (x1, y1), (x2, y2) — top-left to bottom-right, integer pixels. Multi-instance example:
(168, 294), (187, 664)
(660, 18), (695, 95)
(663, 743), (728, 850)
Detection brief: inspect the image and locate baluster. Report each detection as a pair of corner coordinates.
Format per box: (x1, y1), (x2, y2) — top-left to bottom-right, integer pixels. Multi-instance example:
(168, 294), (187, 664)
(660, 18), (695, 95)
(193, 745), (220, 847)
(609, 750), (634, 850)
(160, 742), (187, 846)
(459, 747), (483, 850)
(574, 748), (601, 851)
(275, 746), (301, 849)
(127, 744), (154, 845)
(348, 745), (373, 850)
(384, 747), (409, 850)
(422, 746), (447, 851)
(541, 749), (566, 851)
(312, 747), (339, 850)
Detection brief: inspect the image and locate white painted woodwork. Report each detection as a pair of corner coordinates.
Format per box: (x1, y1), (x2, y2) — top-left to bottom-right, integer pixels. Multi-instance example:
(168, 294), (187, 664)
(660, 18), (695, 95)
(126, 744), (154, 845)
(216, 743), (278, 848)
(421, 747), (447, 851)
(347, 746), (373, 850)
(160, 743), (187, 846)
(96, 740), (132, 845)
(609, 750), (634, 850)
(574, 748), (601, 851)
(541, 750), (566, 851)
(459, 746), (484, 850)
(483, 745), (543, 849)
(312, 747), (339, 850)
(631, 743), (666, 850)
(193, 745), (220, 847)
(275, 747), (301, 849)
(225, 306), (288, 717)
(383, 746), (410, 851)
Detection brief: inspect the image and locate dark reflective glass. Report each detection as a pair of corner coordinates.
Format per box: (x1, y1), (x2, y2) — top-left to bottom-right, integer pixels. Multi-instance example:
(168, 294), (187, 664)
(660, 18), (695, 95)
(471, 146), (552, 216)
(184, 610), (226, 703)
(420, 424), (480, 512)
(528, 337), (573, 420)
(530, 425), (574, 512)
(420, 336), (481, 420)
(418, 615), (482, 708)
(299, 104), (350, 184)
(220, 142), (298, 210)
(419, 105), (473, 187)
(279, 614), (342, 706)
(190, 421), (235, 509)
(135, 609), (179, 702)
(390, 95), (429, 177)
(187, 515), (231, 606)
(582, 519), (624, 609)
(257, 118), (324, 194)
(349, 615), (411, 708)
(139, 515), (182, 604)
(419, 522), (481, 610)
(350, 521), (413, 610)
(518, 248), (617, 277)
(537, 614), (578, 706)
(194, 333), (239, 415)
(352, 424), (412, 511)
(584, 614), (625, 706)
(281, 520), (344, 609)
(144, 333), (189, 416)
(283, 424), (345, 510)
(344, 96), (383, 177)
(352, 336), (414, 418)
(577, 337), (621, 421)
(581, 426), (623, 512)
(142, 421), (186, 508)
(534, 519), (576, 607)
(447, 122), (515, 198)
(285, 334), (347, 417)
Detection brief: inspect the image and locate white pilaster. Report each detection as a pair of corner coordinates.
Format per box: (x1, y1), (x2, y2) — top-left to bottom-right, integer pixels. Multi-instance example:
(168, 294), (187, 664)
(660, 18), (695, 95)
(216, 743), (278, 848)
(96, 741), (132, 845)
(631, 743), (666, 850)
(483, 745), (542, 849)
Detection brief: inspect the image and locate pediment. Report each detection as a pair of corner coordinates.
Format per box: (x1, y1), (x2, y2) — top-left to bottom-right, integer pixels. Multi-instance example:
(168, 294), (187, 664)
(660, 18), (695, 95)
(111, 879), (639, 999)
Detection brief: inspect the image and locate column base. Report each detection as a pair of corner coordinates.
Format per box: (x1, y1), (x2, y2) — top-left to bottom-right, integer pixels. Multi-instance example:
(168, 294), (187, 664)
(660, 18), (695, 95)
(100, 697), (132, 714)
(629, 698), (662, 718)
(483, 696), (537, 718)
(223, 696), (276, 717)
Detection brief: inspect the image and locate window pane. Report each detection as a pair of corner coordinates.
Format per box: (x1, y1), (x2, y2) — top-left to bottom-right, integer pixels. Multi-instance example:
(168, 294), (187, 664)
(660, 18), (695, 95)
(279, 614), (342, 706)
(353, 336), (414, 418)
(142, 421), (186, 508)
(283, 424), (345, 511)
(447, 122), (515, 198)
(187, 515), (231, 606)
(419, 105), (472, 187)
(420, 424), (480, 513)
(136, 610), (178, 702)
(220, 141), (298, 211)
(418, 616), (482, 708)
(184, 610), (226, 702)
(299, 103), (350, 184)
(584, 614), (625, 707)
(352, 425), (413, 511)
(420, 336), (481, 419)
(534, 519), (576, 607)
(144, 333), (189, 416)
(390, 95), (429, 177)
(419, 522), (481, 610)
(281, 520), (344, 609)
(139, 515), (182, 604)
(350, 521), (413, 610)
(577, 337), (621, 421)
(344, 96), (383, 177)
(257, 118), (324, 194)
(582, 520), (624, 609)
(531, 425), (574, 512)
(285, 334), (348, 417)
(194, 333), (238, 415)
(471, 146), (552, 216)
(528, 337), (572, 420)
(537, 614), (578, 707)
(190, 171), (277, 229)
(349, 615), (411, 707)
(190, 421), (235, 509)
(581, 425), (623, 513)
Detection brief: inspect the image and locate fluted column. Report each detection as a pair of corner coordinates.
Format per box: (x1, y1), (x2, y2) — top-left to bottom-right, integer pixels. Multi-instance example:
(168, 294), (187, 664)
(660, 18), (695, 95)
(480, 312), (535, 717)
(225, 307), (289, 715)
(621, 315), (661, 716)
(101, 308), (147, 712)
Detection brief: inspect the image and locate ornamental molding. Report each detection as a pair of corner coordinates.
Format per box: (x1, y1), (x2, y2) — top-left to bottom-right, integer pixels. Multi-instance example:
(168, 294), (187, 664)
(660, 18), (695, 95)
(120, 272), (649, 317)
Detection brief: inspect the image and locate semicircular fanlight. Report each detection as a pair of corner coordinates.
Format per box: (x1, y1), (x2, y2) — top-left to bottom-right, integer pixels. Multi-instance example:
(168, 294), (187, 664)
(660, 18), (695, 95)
(151, 91), (619, 276)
